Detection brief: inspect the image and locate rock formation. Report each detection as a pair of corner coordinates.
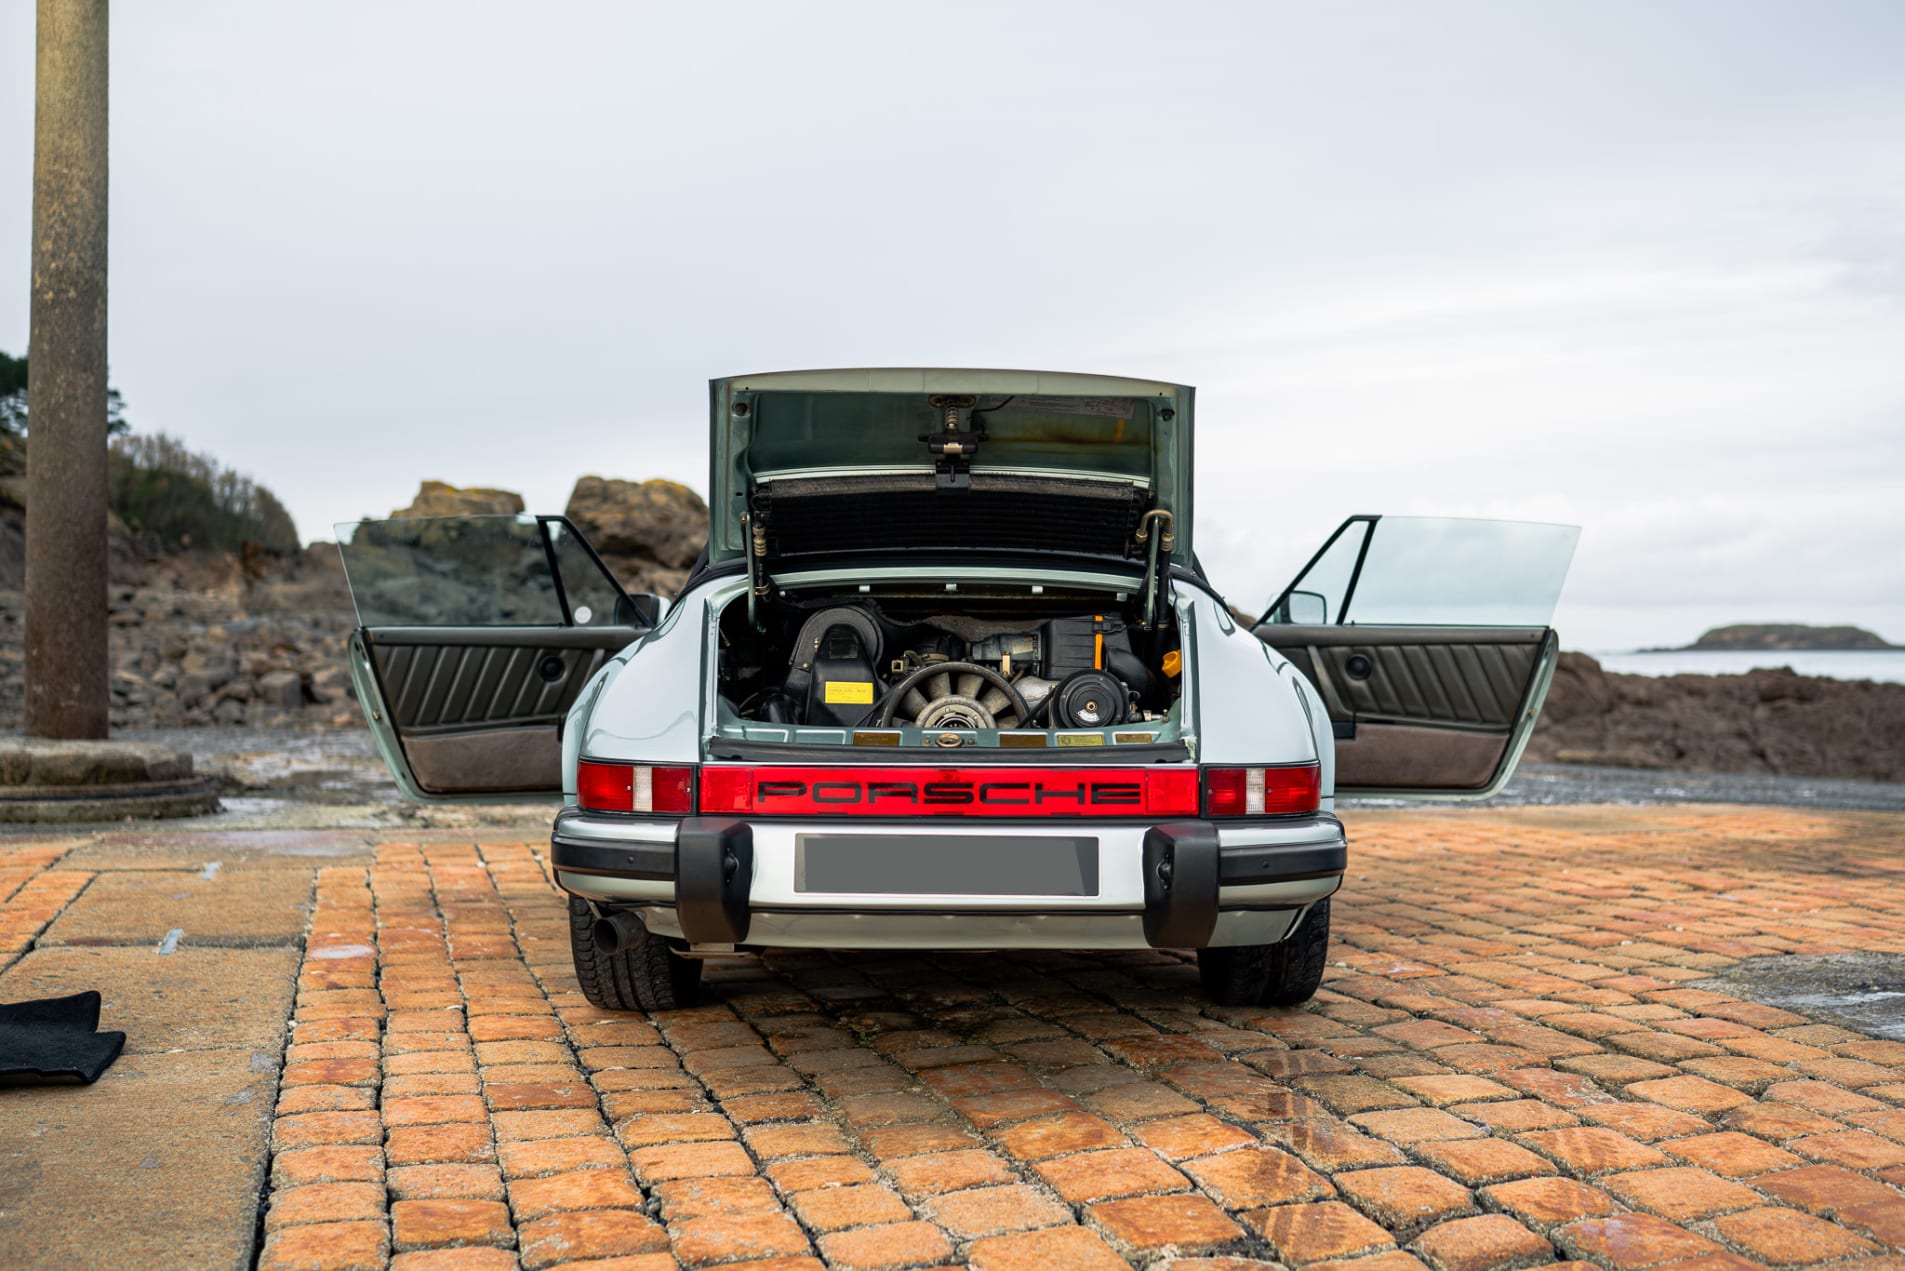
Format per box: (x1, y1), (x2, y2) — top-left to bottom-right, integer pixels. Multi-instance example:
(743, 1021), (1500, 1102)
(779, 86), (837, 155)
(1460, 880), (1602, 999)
(389, 481), (526, 519)
(563, 476), (709, 594)
(1525, 651), (1905, 782)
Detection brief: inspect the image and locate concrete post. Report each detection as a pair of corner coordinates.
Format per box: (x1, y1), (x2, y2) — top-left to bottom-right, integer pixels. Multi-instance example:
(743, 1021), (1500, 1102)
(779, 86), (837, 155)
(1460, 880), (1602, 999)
(24, 0), (110, 739)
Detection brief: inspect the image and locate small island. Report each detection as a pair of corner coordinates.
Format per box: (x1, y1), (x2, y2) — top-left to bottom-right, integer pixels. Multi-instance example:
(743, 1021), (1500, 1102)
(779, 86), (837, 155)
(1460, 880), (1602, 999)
(1657, 623), (1899, 652)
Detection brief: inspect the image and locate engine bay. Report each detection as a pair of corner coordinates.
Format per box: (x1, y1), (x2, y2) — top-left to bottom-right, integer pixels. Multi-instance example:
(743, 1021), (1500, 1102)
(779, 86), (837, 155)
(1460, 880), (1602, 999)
(715, 585), (1184, 747)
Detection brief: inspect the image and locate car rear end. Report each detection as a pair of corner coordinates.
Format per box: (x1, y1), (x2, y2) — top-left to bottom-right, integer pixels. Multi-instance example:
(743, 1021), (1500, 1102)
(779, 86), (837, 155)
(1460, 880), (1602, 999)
(548, 754), (1345, 953)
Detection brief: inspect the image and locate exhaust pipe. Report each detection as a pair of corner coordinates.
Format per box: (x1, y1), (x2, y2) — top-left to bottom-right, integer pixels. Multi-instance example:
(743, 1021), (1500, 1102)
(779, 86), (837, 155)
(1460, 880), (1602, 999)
(592, 909), (646, 955)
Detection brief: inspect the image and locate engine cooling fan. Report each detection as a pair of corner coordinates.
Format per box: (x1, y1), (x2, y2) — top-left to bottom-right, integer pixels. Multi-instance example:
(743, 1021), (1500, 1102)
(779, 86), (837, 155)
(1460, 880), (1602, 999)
(872, 661), (1031, 730)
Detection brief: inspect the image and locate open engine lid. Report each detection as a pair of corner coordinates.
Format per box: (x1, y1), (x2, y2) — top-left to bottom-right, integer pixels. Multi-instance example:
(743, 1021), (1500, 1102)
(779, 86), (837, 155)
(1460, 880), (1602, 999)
(708, 368), (1193, 569)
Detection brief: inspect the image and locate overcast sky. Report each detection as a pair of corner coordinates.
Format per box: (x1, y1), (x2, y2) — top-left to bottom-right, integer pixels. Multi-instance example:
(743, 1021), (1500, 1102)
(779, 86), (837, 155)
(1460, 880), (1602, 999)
(4, 2), (1902, 650)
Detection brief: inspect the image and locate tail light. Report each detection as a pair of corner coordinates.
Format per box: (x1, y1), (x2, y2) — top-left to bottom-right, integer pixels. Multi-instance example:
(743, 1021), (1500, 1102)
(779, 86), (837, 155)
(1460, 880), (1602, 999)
(577, 761), (694, 814)
(1203, 764), (1320, 817)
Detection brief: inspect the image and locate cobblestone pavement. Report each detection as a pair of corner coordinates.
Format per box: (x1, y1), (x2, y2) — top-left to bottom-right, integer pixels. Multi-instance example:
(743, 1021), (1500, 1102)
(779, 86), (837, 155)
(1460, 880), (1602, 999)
(7, 805), (1905, 1270)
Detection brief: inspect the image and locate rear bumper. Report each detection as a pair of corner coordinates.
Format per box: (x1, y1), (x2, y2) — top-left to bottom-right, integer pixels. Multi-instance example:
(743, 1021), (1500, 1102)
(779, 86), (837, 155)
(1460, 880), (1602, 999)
(550, 809), (1345, 950)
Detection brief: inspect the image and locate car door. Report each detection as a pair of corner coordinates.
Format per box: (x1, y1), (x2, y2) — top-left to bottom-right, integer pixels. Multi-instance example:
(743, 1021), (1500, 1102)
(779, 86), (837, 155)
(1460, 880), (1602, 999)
(336, 514), (664, 800)
(1256, 515), (1580, 798)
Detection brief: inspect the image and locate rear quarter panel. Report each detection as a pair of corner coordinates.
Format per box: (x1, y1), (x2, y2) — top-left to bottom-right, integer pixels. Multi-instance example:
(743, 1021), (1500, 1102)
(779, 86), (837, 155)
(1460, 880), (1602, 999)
(1184, 590), (1327, 783)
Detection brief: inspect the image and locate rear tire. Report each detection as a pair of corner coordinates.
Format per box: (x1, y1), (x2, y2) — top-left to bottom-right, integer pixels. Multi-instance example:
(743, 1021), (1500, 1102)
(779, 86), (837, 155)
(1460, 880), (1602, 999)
(568, 897), (703, 1011)
(1197, 897), (1331, 1007)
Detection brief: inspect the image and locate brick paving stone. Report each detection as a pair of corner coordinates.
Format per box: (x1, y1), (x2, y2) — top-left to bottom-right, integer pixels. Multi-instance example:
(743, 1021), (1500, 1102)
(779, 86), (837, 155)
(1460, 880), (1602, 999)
(1336, 1166), (1475, 1236)
(1413, 1139), (1558, 1186)
(1624, 1075), (1753, 1114)
(925, 1183), (1072, 1238)
(1750, 1163), (1904, 1215)
(654, 1176), (784, 1220)
(628, 1141), (757, 1182)
(992, 1111), (1126, 1160)
(1298, 1074), (1424, 1114)
(386, 1249), (520, 1271)
(1184, 1145), (1335, 1208)
(1599, 1167), (1764, 1221)
(1453, 1100), (1580, 1133)
(1089, 1192), (1244, 1251)
(671, 1211), (814, 1265)
(966, 1224), (1132, 1271)
(1573, 1102), (1710, 1142)
(386, 1164), (506, 1201)
(1352, 1107), (1489, 1145)
(1392, 1075), (1518, 1107)
(1411, 1214), (1553, 1271)
(495, 1136), (627, 1178)
(948, 1087), (1084, 1128)
(1031, 1146), (1189, 1203)
(1245, 1199), (1396, 1262)
(273, 1146), (387, 1187)
(1480, 1178), (1624, 1232)
(787, 1183), (912, 1232)
(257, 1220), (391, 1271)
(1556, 1213), (1726, 1268)
(765, 1156), (878, 1193)
(1132, 1113), (1260, 1160)
(1517, 1127), (1670, 1175)
(1661, 1131), (1803, 1177)
(515, 1209), (669, 1269)
(1792, 1127), (1905, 1168)
(390, 1199), (514, 1251)
(1259, 1117), (1410, 1170)
(266, 1182), (387, 1230)
(883, 1150), (1021, 1196)
(506, 1169), (644, 1220)
(1710, 1206), (1880, 1264)
(816, 1221), (956, 1270)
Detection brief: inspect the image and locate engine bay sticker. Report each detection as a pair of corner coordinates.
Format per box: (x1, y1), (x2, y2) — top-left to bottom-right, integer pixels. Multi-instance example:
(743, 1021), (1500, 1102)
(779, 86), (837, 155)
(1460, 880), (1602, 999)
(823, 681), (876, 705)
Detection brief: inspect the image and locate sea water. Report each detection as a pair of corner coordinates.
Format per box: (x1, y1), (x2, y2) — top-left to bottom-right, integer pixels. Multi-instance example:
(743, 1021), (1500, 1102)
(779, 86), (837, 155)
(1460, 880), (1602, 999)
(1590, 649), (1905, 684)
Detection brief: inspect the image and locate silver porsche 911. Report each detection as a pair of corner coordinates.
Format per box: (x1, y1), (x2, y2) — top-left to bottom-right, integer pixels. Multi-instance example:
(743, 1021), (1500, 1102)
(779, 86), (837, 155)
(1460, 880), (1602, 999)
(337, 368), (1577, 1012)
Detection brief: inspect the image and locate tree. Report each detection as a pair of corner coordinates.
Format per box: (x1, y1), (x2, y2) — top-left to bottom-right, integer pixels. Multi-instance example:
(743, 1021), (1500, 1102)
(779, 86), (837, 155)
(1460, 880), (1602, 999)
(0, 348), (128, 476)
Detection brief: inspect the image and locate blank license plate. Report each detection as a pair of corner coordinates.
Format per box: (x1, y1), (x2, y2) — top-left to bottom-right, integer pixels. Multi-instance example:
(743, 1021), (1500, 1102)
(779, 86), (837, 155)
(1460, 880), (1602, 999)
(794, 834), (1099, 896)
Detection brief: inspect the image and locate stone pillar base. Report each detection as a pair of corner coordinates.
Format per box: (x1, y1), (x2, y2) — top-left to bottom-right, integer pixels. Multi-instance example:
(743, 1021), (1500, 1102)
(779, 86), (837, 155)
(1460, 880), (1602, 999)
(0, 740), (221, 823)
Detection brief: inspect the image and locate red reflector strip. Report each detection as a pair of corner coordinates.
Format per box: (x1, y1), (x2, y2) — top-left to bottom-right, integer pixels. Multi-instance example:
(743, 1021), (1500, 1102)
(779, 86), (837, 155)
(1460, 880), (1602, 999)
(1203, 764), (1320, 817)
(699, 766), (1200, 818)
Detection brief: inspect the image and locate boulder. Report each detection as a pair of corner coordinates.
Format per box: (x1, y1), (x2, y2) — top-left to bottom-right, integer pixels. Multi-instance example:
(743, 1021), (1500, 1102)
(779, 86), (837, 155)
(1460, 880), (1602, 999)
(390, 480), (525, 519)
(564, 476), (709, 594)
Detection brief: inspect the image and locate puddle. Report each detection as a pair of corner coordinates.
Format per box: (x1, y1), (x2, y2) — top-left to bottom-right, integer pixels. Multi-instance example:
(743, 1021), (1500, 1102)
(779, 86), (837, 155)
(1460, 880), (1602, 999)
(1691, 953), (1905, 1039)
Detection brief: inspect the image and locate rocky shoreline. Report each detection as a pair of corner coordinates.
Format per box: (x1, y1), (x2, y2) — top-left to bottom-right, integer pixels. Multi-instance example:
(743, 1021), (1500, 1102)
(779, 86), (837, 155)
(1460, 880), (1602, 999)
(1524, 651), (1905, 783)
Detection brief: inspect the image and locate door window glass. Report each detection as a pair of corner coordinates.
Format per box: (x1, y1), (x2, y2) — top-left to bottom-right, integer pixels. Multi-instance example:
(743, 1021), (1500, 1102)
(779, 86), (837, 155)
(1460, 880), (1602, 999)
(1344, 517), (1579, 626)
(547, 520), (625, 627)
(1262, 519), (1370, 624)
(335, 516), (564, 627)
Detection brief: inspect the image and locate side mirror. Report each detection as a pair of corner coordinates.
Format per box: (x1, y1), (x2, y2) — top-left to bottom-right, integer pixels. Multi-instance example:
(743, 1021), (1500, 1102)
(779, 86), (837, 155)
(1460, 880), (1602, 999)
(613, 593), (665, 628)
(1278, 590), (1328, 625)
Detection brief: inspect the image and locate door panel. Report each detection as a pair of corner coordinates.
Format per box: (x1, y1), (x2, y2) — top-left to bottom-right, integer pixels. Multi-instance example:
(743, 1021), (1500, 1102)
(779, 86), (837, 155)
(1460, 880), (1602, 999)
(337, 516), (658, 801)
(1257, 516), (1577, 799)
(1265, 625), (1557, 793)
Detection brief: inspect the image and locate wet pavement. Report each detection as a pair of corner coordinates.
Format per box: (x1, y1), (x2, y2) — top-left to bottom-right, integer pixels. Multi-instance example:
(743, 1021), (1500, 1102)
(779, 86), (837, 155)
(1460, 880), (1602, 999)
(6, 804), (1905, 1269)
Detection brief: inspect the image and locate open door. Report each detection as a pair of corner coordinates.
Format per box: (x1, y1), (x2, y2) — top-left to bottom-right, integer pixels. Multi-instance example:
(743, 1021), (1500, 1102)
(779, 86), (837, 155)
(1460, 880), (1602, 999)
(336, 515), (663, 801)
(1256, 515), (1579, 798)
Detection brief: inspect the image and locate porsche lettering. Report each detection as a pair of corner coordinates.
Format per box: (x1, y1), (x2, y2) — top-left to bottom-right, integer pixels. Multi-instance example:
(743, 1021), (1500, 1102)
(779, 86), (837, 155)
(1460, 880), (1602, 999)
(755, 779), (1143, 806)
